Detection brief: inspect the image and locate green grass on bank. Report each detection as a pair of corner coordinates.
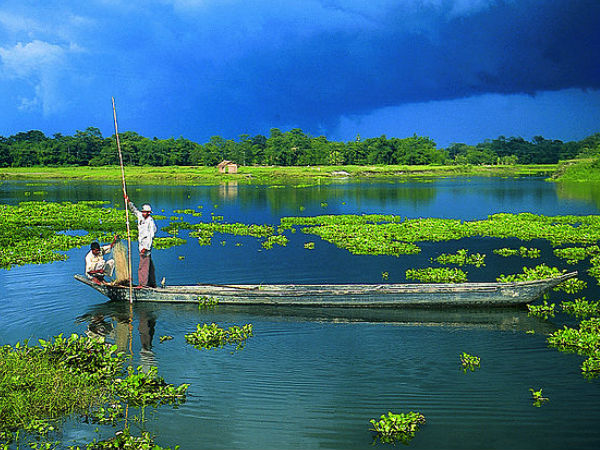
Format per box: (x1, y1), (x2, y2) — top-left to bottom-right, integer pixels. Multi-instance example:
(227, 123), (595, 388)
(552, 158), (600, 182)
(0, 164), (557, 185)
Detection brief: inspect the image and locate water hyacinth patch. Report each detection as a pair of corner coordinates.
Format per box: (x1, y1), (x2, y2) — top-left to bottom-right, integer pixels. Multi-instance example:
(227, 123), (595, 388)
(369, 411), (426, 445)
(527, 301), (556, 320)
(530, 388), (549, 407)
(406, 267), (468, 283)
(561, 298), (600, 318)
(493, 247), (540, 258)
(434, 249), (485, 267)
(185, 323), (253, 350)
(0, 334), (188, 449)
(460, 352), (481, 372)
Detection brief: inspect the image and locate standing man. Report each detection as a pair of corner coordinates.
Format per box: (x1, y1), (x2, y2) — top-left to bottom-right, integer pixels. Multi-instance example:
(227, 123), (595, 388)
(126, 197), (158, 288)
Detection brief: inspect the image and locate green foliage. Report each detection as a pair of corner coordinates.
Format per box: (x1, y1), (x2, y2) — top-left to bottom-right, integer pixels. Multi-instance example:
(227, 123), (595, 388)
(493, 247), (540, 258)
(369, 411), (426, 445)
(561, 298), (600, 318)
(434, 249), (485, 267)
(184, 323), (253, 350)
(460, 352), (481, 372)
(0, 128), (595, 168)
(406, 267), (468, 283)
(0, 201), (131, 269)
(527, 301), (556, 319)
(153, 236), (186, 249)
(114, 366), (188, 408)
(496, 265), (584, 293)
(554, 245), (600, 264)
(261, 234), (288, 249)
(0, 335), (188, 449)
(197, 296), (218, 309)
(530, 388), (549, 407)
(72, 426), (178, 450)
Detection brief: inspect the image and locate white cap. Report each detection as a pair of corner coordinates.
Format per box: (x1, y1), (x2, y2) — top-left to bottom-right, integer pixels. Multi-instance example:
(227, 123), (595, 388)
(141, 203), (152, 212)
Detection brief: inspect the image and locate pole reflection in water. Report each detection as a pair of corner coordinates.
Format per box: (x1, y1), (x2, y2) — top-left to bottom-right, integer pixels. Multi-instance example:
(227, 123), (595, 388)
(77, 303), (157, 371)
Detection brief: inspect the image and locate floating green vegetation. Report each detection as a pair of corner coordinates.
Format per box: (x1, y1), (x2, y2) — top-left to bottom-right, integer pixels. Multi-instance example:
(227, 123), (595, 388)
(184, 323), (253, 350)
(72, 426), (178, 450)
(262, 234), (288, 249)
(195, 221), (274, 237)
(527, 301), (556, 319)
(460, 352), (481, 372)
(190, 228), (213, 246)
(548, 318), (600, 377)
(153, 236), (187, 249)
(162, 220), (196, 236)
(369, 411), (426, 445)
(497, 264), (586, 293)
(0, 334), (187, 449)
(406, 267), (468, 283)
(304, 242), (315, 249)
(562, 298), (600, 318)
(434, 249), (485, 267)
(530, 388), (549, 407)
(198, 296), (218, 309)
(0, 201), (131, 269)
(280, 212), (600, 258)
(554, 245), (600, 264)
(173, 208), (202, 217)
(159, 335), (174, 343)
(381, 271), (389, 281)
(493, 247), (540, 258)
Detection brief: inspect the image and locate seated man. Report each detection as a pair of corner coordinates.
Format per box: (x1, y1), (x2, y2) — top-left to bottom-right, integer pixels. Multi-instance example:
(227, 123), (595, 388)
(85, 236), (118, 284)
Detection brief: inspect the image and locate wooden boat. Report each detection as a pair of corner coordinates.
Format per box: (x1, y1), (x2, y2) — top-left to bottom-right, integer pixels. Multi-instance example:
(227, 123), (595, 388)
(74, 271), (577, 307)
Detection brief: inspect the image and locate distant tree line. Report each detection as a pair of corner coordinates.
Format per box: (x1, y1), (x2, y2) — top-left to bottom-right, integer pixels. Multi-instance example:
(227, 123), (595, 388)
(0, 127), (598, 168)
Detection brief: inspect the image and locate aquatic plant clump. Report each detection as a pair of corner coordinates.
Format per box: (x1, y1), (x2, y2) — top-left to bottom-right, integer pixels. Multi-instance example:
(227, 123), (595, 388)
(561, 298), (600, 318)
(530, 388), (549, 407)
(460, 352), (481, 372)
(0, 201), (133, 269)
(493, 247), (540, 258)
(527, 301), (556, 320)
(497, 264), (585, 293)
(0, 334), (189, 449)
(369, 411), (426, 445)
(185, 323), (253, 350)
(434, 249), (485, 267)
(406, 267), (468, 283)
(548, 318), (600, 377)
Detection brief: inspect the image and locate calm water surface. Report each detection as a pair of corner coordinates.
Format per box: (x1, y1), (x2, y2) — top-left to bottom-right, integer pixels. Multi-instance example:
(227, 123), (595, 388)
(1, 177), (600, 449)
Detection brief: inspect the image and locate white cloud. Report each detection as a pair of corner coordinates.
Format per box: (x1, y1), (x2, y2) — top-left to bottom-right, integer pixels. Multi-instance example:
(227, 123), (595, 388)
(0, 40), (81, 115)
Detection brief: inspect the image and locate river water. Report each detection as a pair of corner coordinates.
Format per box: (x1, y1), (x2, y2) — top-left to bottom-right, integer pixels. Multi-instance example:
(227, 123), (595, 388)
(1, 177), (600, 449)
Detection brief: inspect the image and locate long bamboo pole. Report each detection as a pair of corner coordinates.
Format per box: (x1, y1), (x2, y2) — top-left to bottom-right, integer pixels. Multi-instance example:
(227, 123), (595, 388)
(112, 97), (134, 304)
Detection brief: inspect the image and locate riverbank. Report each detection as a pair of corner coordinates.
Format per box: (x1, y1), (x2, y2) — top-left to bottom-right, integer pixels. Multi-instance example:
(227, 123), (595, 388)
(0, 164), (556, 185)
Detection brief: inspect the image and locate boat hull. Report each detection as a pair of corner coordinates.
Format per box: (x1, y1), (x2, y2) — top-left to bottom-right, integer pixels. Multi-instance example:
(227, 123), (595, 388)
(74, 272), (576, 307)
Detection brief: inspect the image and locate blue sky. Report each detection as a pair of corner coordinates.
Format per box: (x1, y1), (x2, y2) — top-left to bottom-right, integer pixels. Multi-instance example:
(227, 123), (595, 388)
(0, 0), (598, 148)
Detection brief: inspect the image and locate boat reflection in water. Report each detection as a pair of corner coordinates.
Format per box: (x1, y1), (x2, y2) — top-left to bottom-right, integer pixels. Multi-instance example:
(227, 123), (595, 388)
(78, 300), (556, 347)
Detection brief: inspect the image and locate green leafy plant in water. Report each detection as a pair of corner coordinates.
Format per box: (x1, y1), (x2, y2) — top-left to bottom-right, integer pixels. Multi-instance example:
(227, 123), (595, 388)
(527, 301), (556, 320)
(0, 334), (188, 449)
(197, 296), (218, 309)
(406, 267), (468, 283)
(71, 426), (178, 450)
(561, 298), (600, 318)
(185, 323), (253, 351)
(547, 318), (600, 377)
(530, 388), (549, 407)
(434, 249), (485, 267)
(494, 247), (541, 258)
(460, 352), (481, 372)
(262, 234), (288, 249)
(159, 335), (174, 343)
(369, 411), (426, 445)
(304, 242), (315, 249)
